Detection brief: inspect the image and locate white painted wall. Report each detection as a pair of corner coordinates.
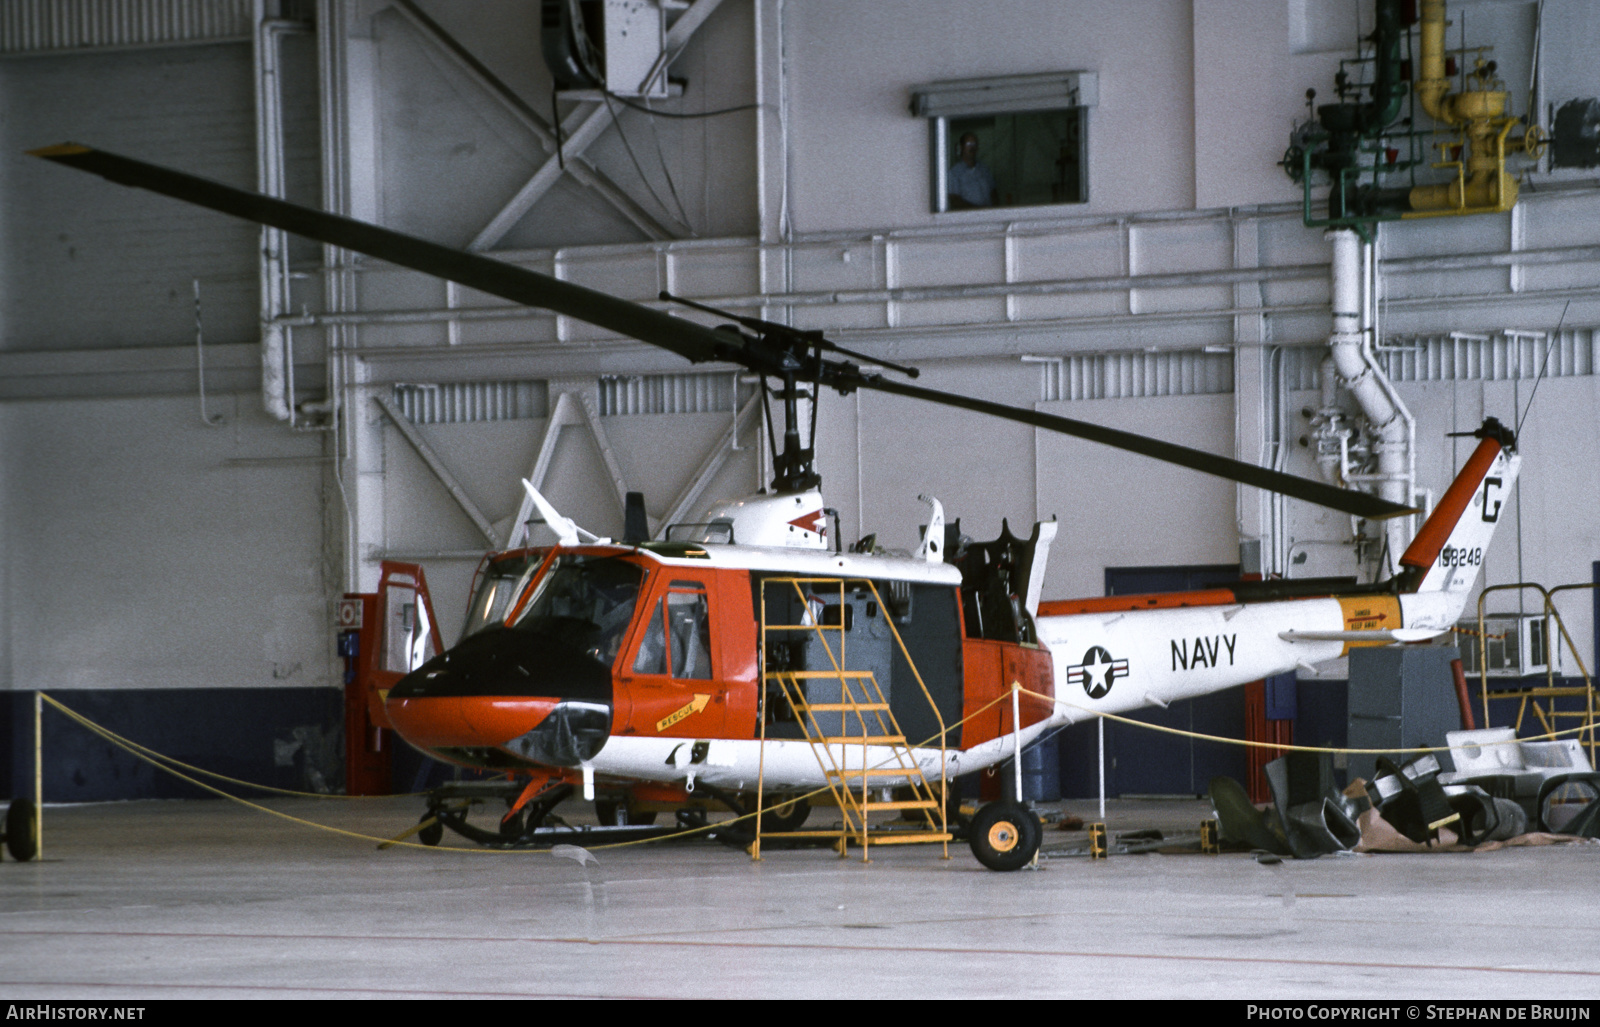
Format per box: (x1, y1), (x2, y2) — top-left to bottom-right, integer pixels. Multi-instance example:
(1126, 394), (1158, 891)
(1036, 393), (1240, 600)
(783, 0), (1199, 232)
(1, 394), (333, 692)
(0, 37), (336, 702)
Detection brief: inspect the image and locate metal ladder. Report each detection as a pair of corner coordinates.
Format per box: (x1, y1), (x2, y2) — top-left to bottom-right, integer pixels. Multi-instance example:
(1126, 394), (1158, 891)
(1476, 583), (1600, 769)
(755, 578), (950, 862)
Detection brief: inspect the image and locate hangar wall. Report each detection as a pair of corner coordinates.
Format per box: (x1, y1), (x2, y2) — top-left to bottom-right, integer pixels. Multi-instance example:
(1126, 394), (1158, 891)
(0, 29), (336, 797)
(2, 0), (1597, 799)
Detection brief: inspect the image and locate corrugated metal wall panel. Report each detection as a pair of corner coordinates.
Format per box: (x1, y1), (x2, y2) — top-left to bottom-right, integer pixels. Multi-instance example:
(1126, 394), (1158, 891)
(0, 43), (264, 350)
(1277, 329), (1597, 392)
(598, 372), (744, 416)
(0, 0), (253, 54)
(392, 380), (550, 424)
(1378, 329), (1596, 382)
(1047, 350), (1234, 402)
(1279, 346), (1323, 392)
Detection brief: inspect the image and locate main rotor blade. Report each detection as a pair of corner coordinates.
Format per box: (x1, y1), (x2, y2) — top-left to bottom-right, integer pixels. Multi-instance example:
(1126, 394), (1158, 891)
(34, 143), (1415, 520)
(29, 143), (736, 367)
(851, 375), (1416, 520)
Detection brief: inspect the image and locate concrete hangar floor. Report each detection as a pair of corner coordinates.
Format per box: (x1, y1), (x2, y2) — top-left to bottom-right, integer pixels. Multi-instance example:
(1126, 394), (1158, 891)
(1, 795), (1598, 1000)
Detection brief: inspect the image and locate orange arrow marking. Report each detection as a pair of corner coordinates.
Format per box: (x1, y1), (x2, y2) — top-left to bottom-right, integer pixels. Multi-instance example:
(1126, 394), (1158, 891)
(656, 694), (711, 733)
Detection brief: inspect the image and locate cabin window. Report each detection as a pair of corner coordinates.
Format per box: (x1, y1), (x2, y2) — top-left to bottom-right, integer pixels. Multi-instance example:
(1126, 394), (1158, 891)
(664, 518), (735, 544)
(383, 593), (432, 673)
(632, 581), (712, 680)
(911, 72), (1096, 213)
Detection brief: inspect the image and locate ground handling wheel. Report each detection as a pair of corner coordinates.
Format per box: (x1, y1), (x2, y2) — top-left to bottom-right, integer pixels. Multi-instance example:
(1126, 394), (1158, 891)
(5, 799), (39, 862)
(759, 795), (811, 833)
(968, 801), (1040, 871)
(416, 811), (444, 847)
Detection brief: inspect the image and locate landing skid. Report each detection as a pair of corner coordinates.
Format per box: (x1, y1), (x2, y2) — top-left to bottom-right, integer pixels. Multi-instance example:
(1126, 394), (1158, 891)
(416, 780), (699, 850)
(406, 781), (907, 853)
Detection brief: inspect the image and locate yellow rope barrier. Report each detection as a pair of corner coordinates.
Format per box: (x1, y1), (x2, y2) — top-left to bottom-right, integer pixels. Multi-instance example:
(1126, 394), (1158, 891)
(1018, 685), (1600, 755)
(37, 695), (424, 800)
(33, 687), (1024, 857)
(38, 677), (1596, 859)
(39, 694), (484, 853)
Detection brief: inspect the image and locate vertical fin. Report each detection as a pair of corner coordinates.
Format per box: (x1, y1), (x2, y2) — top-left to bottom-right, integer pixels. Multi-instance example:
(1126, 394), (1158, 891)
(1397, 418), (1518, 595)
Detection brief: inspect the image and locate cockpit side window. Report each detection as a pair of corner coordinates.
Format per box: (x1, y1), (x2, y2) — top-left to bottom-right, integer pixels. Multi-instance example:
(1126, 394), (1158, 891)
(633, 601), (667, 675)
(667, 588), (713, 679)
(631, 580), (712, 680)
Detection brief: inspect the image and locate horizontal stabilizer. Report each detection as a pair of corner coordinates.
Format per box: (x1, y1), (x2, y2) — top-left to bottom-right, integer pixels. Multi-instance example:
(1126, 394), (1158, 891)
(1278, 628), (1447, 644)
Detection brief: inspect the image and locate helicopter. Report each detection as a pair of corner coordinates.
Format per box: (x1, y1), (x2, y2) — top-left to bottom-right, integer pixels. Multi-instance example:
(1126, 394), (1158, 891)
(33, 143), (1519, 870)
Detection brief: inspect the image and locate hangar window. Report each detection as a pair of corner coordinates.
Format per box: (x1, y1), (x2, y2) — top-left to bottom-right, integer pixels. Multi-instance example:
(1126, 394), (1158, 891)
(911, 71), (1096, 213)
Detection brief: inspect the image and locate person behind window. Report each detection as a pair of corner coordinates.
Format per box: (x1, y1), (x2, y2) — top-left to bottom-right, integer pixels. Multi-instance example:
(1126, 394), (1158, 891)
(947, 132), (997, 209)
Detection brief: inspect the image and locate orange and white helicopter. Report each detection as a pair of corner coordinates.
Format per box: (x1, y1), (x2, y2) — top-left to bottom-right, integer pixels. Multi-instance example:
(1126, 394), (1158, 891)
(36, 144), (1519, 869)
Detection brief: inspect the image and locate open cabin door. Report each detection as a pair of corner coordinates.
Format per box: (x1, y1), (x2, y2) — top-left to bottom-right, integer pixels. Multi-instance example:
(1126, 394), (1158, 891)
(375, 561), (445, 707)
(341, 561), (445, 795)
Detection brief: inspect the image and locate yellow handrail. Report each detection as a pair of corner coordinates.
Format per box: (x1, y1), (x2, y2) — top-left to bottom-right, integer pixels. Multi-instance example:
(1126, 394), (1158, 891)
(1475, 581), (1598, 766)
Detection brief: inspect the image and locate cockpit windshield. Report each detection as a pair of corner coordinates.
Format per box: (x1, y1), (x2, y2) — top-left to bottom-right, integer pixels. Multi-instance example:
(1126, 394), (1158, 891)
(460, 550), (549, 641)
(511, 554), (645, 668)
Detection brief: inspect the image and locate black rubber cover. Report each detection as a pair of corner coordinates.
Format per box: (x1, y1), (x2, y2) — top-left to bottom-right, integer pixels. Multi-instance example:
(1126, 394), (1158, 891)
(391, 625), (612, 703)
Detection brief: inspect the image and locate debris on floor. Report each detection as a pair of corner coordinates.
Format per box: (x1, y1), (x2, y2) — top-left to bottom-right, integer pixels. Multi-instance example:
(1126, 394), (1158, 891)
(1207, 738), (1600, 859)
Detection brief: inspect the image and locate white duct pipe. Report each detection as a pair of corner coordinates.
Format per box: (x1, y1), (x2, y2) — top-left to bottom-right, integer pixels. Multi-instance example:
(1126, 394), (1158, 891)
(260, 322), (291, 422)
(1326, 229), (1412, 576)
(255, 4), (297, 422)
(1312, 353), (1344, 485)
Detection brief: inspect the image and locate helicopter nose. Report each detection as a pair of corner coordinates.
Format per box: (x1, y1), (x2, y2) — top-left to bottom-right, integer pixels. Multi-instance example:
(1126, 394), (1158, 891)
(385, 627), (614, 766)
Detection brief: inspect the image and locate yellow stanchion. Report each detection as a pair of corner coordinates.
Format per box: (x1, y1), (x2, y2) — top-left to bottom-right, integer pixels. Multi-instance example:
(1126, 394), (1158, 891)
(34, 692), (42, 861)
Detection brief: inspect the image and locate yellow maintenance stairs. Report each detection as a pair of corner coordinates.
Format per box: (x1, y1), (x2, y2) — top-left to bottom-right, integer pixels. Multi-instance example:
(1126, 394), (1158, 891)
(753, 578), (951, 861)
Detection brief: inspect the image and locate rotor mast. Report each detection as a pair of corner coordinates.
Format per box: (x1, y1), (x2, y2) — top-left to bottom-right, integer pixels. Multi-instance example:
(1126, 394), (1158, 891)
(661, 291), (916, 497)
(768, 369), (821, 494)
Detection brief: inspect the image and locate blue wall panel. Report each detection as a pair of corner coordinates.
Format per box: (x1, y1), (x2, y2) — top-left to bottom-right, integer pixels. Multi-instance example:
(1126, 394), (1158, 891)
(4, 688), (342, 803)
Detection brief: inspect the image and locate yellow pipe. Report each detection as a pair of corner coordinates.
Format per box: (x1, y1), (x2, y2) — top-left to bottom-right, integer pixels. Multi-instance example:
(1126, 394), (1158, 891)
(1405, 119), (1520, 217)
(1417, 0), (1452, 123)
(1406, 0), (1524, 219)
(1405, 169), (1518, 217)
